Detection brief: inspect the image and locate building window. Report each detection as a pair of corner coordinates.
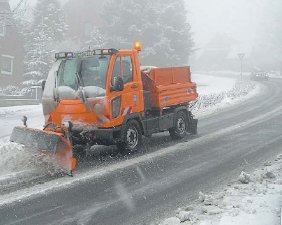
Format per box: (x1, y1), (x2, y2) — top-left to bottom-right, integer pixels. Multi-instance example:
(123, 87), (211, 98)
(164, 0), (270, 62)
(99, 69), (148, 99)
(1, 55), (14, 75)
(0, 21), (6, 37)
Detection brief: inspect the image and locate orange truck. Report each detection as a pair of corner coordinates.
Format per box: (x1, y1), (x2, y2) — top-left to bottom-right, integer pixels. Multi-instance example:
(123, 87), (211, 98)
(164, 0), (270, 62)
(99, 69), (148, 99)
(10, 43), (198, 174)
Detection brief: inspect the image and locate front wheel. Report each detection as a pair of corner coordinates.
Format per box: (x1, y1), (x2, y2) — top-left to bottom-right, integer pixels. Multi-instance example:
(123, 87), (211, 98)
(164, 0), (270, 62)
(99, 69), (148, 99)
(169, 111), (188, 140)
(117, 120), (142, 152)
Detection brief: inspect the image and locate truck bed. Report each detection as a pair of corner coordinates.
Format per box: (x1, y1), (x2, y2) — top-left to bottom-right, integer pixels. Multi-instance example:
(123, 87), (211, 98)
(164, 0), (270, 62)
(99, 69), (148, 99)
(141, 66), (198, 109)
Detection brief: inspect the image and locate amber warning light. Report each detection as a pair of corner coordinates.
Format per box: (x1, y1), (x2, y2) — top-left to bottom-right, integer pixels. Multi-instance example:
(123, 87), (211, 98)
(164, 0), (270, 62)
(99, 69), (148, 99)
(134, 42), (142, 52)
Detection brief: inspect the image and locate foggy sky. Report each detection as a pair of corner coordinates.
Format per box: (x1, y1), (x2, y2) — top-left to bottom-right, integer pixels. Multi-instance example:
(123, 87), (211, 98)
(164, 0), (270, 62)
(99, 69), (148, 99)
(186, 0), (268, 53)
(10, 0), (269, 55)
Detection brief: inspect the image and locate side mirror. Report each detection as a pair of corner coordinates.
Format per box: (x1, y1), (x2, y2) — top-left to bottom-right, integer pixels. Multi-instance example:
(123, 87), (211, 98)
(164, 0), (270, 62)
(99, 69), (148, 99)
(111, 76), (124, 92)
(42, 80), (46, 91)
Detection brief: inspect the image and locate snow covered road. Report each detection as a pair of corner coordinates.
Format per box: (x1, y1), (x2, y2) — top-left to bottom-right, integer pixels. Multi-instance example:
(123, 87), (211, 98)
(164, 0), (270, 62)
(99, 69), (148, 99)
(0, 105), (43, 138)
(1, 76), (281, 225)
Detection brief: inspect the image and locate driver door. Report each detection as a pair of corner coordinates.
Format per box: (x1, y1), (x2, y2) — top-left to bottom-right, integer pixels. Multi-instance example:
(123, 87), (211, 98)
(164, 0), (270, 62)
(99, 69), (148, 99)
(110, 54), (142, 122)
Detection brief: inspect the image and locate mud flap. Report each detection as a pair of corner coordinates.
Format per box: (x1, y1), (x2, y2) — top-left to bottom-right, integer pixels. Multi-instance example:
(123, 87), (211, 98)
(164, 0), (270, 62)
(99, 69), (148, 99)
(189, 118), (198, 135)
(10, 126), (76, 173)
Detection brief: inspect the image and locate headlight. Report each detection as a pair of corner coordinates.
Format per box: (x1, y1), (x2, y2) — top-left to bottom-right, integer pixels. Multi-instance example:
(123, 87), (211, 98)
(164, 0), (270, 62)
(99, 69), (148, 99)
(111, 96), (121, 119)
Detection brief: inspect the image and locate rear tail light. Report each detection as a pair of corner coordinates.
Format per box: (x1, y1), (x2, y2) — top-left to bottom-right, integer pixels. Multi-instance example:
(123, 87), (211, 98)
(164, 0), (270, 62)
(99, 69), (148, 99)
(111, 96), (121, 119)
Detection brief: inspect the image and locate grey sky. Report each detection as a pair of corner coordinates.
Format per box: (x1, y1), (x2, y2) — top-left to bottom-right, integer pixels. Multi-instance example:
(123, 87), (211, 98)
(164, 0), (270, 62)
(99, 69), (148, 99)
(10, 0), (268, 54)
(186, 0), (267, 52)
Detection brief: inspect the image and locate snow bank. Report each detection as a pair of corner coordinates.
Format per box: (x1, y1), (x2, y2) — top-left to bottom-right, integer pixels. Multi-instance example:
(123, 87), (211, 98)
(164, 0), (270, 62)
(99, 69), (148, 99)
(193, 74), (235, 95)
(191, 80), (258, 118)
(0, 141), (59, 176)
(0, 104), (44, 138)
(238, 171), (251, 184)
(158, 154), (282, 225)
(0, 104), (42, 118)
(0, 141), (31, 176)
(160, 217), (181, 225)
(0, 138), (62, 195)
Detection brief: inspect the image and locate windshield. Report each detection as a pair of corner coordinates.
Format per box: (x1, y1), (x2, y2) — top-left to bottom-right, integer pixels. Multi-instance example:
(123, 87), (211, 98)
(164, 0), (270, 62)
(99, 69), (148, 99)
(57, 55), (110, 93)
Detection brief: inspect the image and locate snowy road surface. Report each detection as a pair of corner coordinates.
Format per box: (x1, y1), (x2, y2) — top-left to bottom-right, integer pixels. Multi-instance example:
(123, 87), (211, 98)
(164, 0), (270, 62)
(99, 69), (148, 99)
(1, 78), (282, 225)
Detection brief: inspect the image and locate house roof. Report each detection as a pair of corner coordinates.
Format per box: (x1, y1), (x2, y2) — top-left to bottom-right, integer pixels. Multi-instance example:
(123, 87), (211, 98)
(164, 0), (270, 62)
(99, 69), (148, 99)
(0, 0), (14, 28)
(0, 0), (10, 12)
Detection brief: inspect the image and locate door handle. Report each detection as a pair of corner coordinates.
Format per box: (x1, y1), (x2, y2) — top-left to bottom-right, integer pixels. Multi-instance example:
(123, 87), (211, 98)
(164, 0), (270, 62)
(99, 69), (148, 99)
(131, 84), (138, 89)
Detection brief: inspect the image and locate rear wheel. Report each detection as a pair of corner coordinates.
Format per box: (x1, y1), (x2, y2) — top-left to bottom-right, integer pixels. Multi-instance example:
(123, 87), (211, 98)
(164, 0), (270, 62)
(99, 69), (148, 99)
(169, 111), (188, 140)
(117, 120), (142, 153)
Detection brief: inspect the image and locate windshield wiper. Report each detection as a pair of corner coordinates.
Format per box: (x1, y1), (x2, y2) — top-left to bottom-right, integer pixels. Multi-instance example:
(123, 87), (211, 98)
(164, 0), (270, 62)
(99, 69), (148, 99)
(75, 72), (92, 112)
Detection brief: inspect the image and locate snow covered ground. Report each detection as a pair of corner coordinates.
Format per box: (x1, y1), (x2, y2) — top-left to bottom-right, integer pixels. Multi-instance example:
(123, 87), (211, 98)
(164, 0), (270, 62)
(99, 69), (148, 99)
(0, 104), (43, 138)
(159, 154), (282, 225)
(0, 104), (55, 194)
(268, 72), (282, 79)
(193, 74), (236, 95)
(156, 75), (282, 225)
(191, 74), (260, 118)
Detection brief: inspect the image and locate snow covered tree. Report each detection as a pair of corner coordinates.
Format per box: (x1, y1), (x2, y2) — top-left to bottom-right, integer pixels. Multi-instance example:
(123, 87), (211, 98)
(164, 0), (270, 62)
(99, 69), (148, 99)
(158, 1), (194, 65)
(23, 0), (68, 86)
(33, 0), (68, 42)
(23, 23), (54, 86)
(101, 0), (194, 67)
(84, 26), (106, 50)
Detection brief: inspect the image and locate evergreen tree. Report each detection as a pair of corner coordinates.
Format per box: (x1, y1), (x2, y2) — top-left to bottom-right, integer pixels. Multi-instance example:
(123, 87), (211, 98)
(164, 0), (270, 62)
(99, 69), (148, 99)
(84, 26), (106, 50)
(101, 0), (194, 67)
(23, 0), (68, 86)
(33, 0), (68, 41)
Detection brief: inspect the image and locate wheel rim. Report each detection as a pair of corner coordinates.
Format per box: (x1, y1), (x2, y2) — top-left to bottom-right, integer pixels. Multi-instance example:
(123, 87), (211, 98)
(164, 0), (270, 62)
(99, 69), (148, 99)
(176, 116), (186, 135)
(126, 127), (138, 149)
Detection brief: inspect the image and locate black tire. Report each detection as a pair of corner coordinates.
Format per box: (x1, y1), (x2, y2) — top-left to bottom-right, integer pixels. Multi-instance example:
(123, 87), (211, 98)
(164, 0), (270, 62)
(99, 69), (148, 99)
(117, 119), (142, 152)
(169, 111), (188, 140)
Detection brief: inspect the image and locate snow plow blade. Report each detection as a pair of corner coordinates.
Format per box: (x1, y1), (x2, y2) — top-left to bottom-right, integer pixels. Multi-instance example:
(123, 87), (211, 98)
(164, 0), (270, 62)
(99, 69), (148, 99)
(10, 126), (76, 173)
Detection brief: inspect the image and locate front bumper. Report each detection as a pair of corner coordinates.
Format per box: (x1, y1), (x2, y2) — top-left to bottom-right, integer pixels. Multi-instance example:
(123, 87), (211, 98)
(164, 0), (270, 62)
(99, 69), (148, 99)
(72, 125), (122, 145)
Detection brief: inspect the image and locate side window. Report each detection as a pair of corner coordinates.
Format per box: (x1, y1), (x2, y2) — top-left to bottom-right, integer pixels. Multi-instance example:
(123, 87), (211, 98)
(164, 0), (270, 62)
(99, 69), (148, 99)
(112, 56), (121, 84)
(122, 56), (133, 83)
(112, 55), (133, 85)
(57, 59), (78, 89)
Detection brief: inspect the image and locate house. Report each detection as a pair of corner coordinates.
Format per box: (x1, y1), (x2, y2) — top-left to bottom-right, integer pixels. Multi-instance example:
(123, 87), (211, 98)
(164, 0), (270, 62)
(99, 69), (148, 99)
(0, 0), (24, 88)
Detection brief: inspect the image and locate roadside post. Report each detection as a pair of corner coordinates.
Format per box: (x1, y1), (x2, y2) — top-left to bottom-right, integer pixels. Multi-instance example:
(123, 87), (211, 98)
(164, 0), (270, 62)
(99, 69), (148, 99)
(31, 86), (42, 102)
(238, 53), (245, 81)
